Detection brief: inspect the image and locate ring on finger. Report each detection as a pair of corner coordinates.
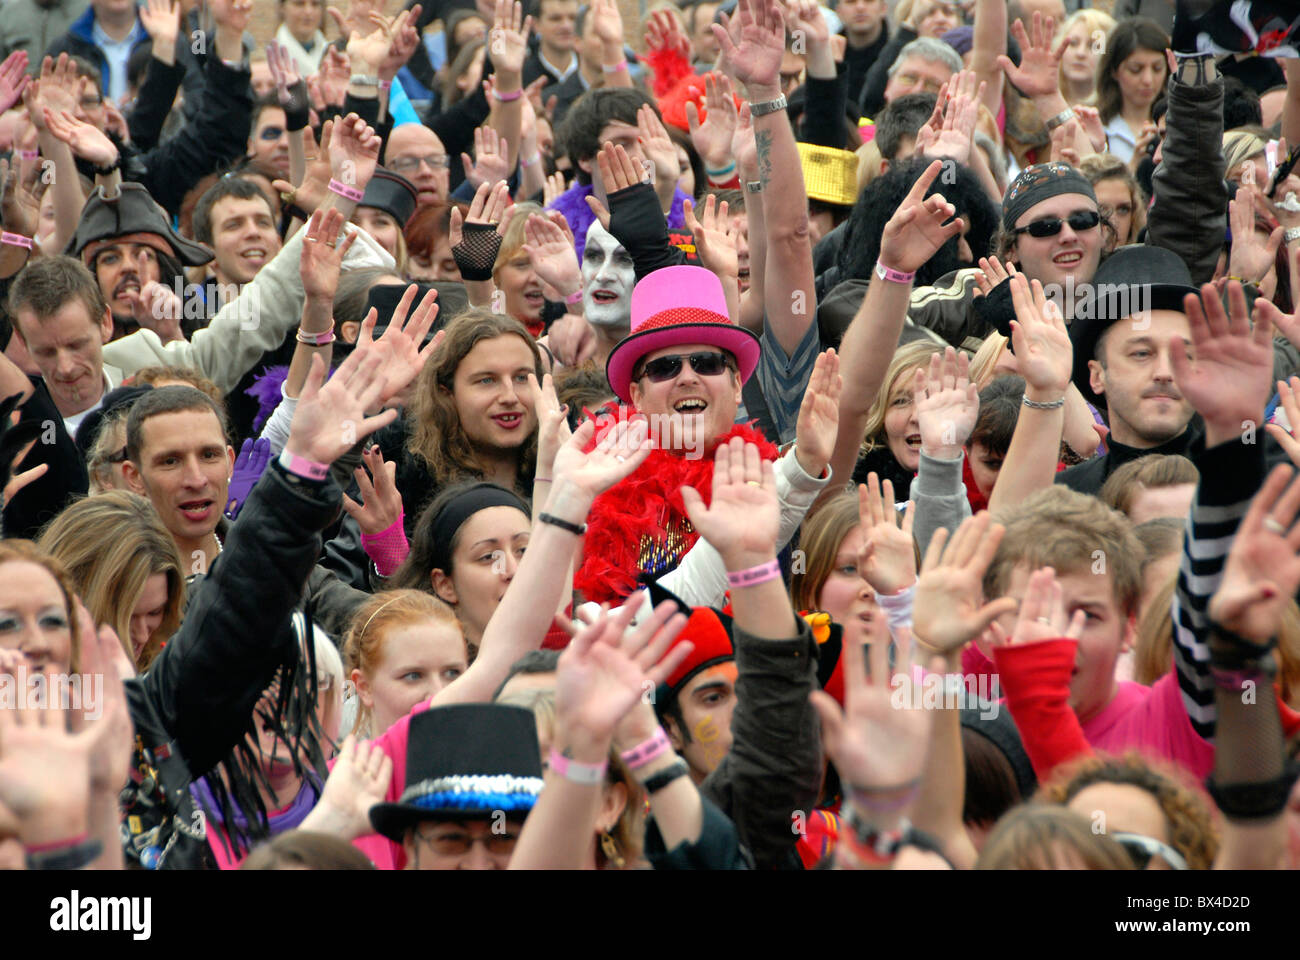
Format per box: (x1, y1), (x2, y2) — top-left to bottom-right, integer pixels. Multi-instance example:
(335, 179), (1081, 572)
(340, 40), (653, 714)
(1264, 516), (1288, 536)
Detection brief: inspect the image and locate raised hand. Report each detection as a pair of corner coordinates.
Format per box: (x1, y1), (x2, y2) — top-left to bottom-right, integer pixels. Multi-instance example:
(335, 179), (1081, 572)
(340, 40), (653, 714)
(1266, 376), (1300, 466)
(916, 346), (979, 459)
(379, 6), (422, 82)
(543, 169), (567, 207)
(556, 600), (691, 750)
(266, 40), (304, 106)
(878, 159), (963, 274)
(1007, 271), (1072, 397)
(794, 348), (842, 477)
(527, 372), (572, 483)
(589, 0), (624, 47)
(225, 437), (273, 520)
(712, 0), (785, 97)
(1172, 281), (1275, 447)
(301, 735), (394, 840)
(42, 107), (119, 167)
(0, 694), (103, 845)
(1228, 186), (1284, 287)
(120, 269), (184, 343)
(857, 472), (917, 596)
(299, 206), (358, 302)
(683, 195), (739, 280)
(285, 346), (399, 465)
(1208, 465), (1300, 643)
(489, 0), (533, 78)
(594, 141), (647, 194)
(450, 180), (511, 279)
(973, 255), (1009, 298)
(139, 0), (180, 57)
(327, 113), (382, 194)
(551, 416), (653, 500)
(461, 125), (511, 192)
(914, 70), (984, 165)
(911, 512), (1018, 655)
(644, 8), (691, 61)
(0, 51), (29, 113)
(274, 118), (333, 213)
(24, 54), (79, 130)
(681, 437), (780, 570)
(522, 213), (581, 300)
(997, 12), (1065, 100)
(354, 284), (443, 409)
(987, 566), (1085, 648)
(808, 621), (937, 796)
(342, 444), (404, 535)
(318, 47), (352, 107)
(1073, 104), (1108, 155)
(685, 72), (739, 173)
(329, 6), (394, 71)
(732, 101), (757, 175)
(635, 103), (680, 189)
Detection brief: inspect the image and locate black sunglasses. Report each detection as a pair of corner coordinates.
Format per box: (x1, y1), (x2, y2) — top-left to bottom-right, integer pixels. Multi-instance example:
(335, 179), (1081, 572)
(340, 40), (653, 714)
(1112, 832), (1188, 870)
(636, 351), (732, 383)
(1012, 209), (1101, 238)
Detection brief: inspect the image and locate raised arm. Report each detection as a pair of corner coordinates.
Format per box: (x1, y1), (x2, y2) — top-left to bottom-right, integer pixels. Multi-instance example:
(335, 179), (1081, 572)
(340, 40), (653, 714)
(986, 271), (1072, 515)
(1205, 465), (1300, 870)
(996, 14), (1091, 160)
(484, 0), (530, 172)
(969, 0), (1005, 119)
(716, 0), (815, 357)
(912, 346), (978, 554)
(818, 159), (963, 510)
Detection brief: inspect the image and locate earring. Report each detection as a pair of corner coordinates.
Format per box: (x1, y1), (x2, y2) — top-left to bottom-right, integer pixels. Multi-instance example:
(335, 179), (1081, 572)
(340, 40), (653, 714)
(599, 830), (625, 870)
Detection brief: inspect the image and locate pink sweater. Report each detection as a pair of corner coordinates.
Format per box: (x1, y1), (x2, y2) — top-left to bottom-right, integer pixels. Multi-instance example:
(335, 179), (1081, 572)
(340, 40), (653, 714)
(350, 701), (428, 870)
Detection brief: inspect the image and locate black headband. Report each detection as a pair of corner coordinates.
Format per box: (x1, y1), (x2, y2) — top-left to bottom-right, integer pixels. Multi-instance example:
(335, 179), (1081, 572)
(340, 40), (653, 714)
(429, 483), (530, 573)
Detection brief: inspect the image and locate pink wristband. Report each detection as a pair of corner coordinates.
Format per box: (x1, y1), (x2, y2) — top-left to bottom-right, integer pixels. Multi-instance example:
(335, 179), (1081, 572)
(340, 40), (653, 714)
(360, 512), (411, 577)
(297, 326), (336, 346)
(279, 449), (329, 481)
(548, 748), (607, 784)
(492, 86), (523, 102)
(726, 558), (782, 589)
(1, 232), (32, 249)
(875, 261), (916, 284)
(328, 178), (365, 202)
(620, 726), (672, 770)
(565, 288), (583, 305)
(379, 79), (392, 92)
(602, 60), (628, 74)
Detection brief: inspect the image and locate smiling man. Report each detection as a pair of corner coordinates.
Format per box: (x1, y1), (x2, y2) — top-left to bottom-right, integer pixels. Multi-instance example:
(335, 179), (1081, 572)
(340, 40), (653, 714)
(122, 385), (235, 576)
(574, 264), (833, 606)
(191, 176), (283, 306)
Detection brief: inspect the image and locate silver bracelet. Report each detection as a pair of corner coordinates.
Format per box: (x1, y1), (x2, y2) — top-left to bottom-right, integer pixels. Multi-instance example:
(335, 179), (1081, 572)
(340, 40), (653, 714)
(745, 180), (764, 194)
(1044, 108), (1075, 132)
(748, 94), (788, 118)
(350, 74), (380, 86)
(1022, 395), (1065, 410)
(1285, 226), (1300, 245)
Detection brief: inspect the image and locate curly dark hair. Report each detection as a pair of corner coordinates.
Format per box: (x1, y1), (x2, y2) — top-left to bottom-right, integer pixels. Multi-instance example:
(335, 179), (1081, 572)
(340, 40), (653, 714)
(1039, 753), (1219, 870)
(837, 155), (998, 288)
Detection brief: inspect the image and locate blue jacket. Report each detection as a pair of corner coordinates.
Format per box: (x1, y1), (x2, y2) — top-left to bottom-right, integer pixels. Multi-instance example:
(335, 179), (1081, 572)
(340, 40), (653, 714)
(44, 6), (149, 101)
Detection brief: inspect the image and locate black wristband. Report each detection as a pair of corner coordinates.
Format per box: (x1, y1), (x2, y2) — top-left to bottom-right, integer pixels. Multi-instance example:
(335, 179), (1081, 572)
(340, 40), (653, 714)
(641, 758), (690, 794)
(93, 154), (122, 176)
(25, 838), (103, 870)
(1208, 624), (1277, 670)
(1206, 763), (1300, 822)
(538, 512), (587, 536)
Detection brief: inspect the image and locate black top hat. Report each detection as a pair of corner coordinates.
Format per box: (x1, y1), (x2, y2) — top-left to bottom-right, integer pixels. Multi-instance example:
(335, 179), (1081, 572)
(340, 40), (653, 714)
(364, 281), (469, 340)
(1069, 245), (1200, 408)
(68, 182), (213, 267)
(360, 168), (419, 229)
(368, 704), (544, 843)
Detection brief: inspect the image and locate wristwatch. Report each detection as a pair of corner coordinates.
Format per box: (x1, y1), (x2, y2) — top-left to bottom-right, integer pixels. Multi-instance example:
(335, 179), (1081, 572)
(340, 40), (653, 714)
(1285, 226), (1300, 245)
(748, 94), (788, 118)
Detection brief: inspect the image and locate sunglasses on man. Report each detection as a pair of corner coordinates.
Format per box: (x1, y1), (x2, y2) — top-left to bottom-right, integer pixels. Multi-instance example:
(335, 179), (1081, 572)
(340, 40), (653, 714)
(1011, 209), (1102, 239)
(635, 351), (734, 384)
(1112, 832), (1188, 870)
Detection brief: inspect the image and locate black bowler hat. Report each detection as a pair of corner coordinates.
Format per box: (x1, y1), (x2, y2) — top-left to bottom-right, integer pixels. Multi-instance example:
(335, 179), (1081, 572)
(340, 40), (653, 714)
(368, 704), (544, 843)
(359, 168), (419, 229)
(1069, 246), (1200, 408)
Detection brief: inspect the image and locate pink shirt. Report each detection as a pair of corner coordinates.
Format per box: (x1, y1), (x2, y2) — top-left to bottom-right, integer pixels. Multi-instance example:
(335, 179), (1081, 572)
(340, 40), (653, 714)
(351, 701), (429, 870)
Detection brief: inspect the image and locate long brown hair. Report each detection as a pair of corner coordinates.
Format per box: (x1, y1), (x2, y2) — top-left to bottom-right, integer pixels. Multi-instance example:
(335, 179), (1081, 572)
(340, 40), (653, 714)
(407, 308), (543, 485)
(1095, 17), (1169, 126)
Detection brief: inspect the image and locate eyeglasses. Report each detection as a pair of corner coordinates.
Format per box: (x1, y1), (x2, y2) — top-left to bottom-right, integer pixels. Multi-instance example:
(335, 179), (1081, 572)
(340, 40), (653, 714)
(80, 96), (103, 109)
(259, 126), (286, 141)
(1111, 832), (1189, 870)
(414, 826), (519, 857)
(389, 154), (451, 173)
(635, 351), (733, 383)
(1012, 210), (1102, 238)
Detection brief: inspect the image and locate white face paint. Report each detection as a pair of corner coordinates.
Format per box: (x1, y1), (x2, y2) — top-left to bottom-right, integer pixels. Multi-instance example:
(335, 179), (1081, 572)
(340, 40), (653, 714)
(581, 221), (634, 331)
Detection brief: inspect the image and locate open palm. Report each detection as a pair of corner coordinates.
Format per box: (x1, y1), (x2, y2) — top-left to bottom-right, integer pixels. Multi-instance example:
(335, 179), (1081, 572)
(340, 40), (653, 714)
(1172, 282), (1274, 431)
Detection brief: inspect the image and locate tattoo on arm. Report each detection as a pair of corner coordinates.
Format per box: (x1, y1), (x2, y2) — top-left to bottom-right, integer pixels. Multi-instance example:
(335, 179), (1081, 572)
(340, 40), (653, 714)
(755, 129), (774, 188)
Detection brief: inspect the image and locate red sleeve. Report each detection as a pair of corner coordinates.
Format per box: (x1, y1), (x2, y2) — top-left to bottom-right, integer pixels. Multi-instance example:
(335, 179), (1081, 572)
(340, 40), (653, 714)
(991, 639), (1092, 781)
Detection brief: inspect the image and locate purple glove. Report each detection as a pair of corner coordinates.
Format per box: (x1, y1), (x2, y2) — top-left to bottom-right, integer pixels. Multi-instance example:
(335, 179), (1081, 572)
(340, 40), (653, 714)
(225, 437), (273, 520)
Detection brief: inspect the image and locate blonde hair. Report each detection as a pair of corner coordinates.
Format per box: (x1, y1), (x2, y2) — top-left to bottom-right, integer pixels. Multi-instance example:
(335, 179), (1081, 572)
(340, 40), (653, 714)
(856, 138), (883, 193)
(37, 492), (184, 670)
(492, 201), (543, 292)
(976, 805), (1133, 870)
(129, 366), (224, 404)
(1098, 454), (1199, 519)
(1222, 130), (1267, 184)
(342, 590), (465, 737)
(861, 341), (945, 455)
(86, 410), (129, 494)
(968, 331), (1010, 389)
(1052, 10), (1117, 102)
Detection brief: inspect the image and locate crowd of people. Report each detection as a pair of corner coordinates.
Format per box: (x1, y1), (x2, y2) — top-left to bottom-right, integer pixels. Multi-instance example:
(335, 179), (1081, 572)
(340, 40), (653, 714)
(0, 0), (1298, 873)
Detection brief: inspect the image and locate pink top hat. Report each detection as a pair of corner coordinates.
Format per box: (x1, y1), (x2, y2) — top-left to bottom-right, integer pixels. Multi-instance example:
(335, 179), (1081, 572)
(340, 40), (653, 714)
(605, 265), (760, 404)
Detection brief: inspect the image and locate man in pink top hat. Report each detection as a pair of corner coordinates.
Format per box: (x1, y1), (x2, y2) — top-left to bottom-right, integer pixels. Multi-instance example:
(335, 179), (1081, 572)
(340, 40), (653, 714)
(575, 263), (842, 606)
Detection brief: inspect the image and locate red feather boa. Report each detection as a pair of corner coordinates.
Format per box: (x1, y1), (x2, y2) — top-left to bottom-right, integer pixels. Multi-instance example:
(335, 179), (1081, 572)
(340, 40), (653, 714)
(574, 421), (778, 605)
